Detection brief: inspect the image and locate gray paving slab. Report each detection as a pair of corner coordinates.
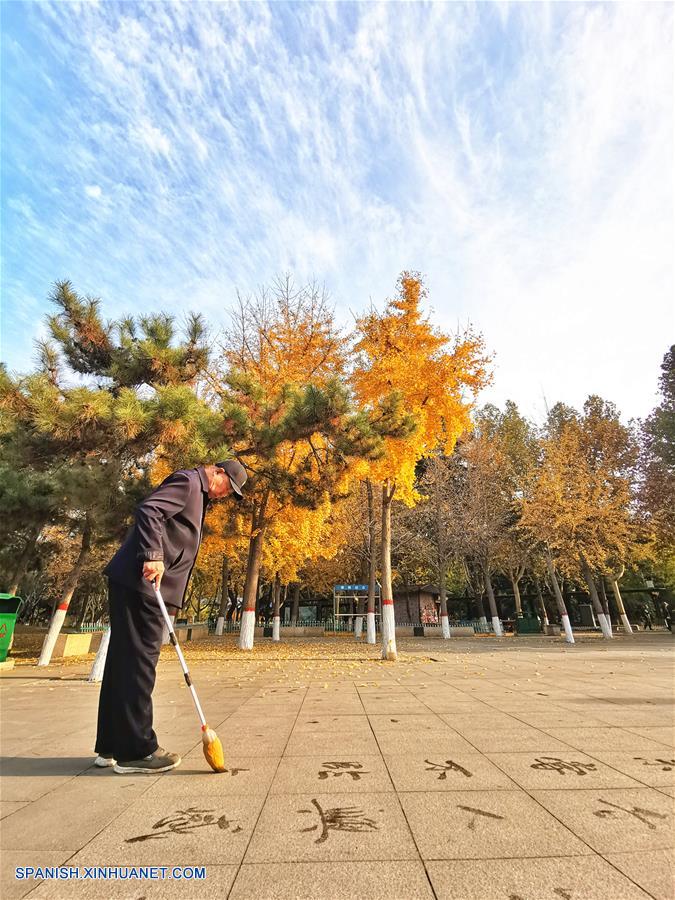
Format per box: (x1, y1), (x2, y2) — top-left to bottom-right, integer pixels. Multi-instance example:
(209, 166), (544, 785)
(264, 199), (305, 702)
(1, 850), (73, 900)
(270, 755), (392, 794)
(541, 726), (672, 752)
(229, 861), (434, 900)
(1, 770), (156, 851)
(580, 749), (675, 787)
(367, 714), (452, 736)
(426, 856), (653, 899)
(143, 756), (280, 798)
(291, 714), (372, 734)
(66, 794), (265, 866)
(244, 792), (418, 862)
(375, 731), (478, 756)
(384, 752), (515, 791)
(622, 725), (675, 746)
(0, 800), (29, 819)
(399, 790), (592, 859)
(30, 866), (239, 898)
(283, 730), (380, 757)
(531, 787), (675, 852)
(604, 849), (675, 900)
(453, 726), (572, 753)
(486, 750), (643, 789)
(0, 755), (103, 802)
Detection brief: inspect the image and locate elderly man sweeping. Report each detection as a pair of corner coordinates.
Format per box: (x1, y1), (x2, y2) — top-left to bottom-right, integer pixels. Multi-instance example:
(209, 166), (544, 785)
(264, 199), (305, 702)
(94, 460), (247, 774)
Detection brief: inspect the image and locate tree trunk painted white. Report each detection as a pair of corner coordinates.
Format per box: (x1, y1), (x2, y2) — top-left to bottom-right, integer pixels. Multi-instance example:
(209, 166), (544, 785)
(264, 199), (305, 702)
(481, 561), (503, 637)
(610, 578), (633, 634)
(271, 575), (282, 642)
(479, 615), (488, 625)
(215, 616), (225, 636)
(365, 479), (378, 645)
(581, 559), (612, 639)
(545, 550), (574, 644)
(441, 614), (451, 639)
(38, 518), (92, 666)
(561, 614), (575, 644)
(238, 496), (267, 651)
(354, 616), (363, 639)
(239, 609), (256, 649)
(380, 480), (397, 661)
(88, 628), (110, 682)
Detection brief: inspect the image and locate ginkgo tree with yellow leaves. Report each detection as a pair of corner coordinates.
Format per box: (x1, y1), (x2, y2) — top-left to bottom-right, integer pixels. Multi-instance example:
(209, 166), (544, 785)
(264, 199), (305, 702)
(351, 272), (491, 660)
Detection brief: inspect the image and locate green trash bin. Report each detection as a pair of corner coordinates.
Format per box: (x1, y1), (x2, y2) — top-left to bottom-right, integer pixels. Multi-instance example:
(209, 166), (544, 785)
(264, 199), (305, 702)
(0, 594), (22, 662)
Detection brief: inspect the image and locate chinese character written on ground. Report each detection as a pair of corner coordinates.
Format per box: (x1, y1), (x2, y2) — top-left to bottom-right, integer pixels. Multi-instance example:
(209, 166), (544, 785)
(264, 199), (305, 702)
(633, 757), (675, 772)
(298, 798), (380, 844)
(592, 798), (668, 830)
(225, 767), (249, 776)
(318, 761), (369, 781)
(530, 757), (597, 776)
(457, 804), (505, 831)
(126, 807), (242, 843)
(425, 759), (473, 780)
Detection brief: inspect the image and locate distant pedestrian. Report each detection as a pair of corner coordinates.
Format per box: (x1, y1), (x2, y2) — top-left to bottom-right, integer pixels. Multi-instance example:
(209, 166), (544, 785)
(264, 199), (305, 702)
(642, 606), (653, 631)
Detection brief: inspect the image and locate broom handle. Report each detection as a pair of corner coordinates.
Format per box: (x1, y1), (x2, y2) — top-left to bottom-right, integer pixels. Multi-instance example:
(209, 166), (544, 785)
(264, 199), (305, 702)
(153, 583), (207, 730)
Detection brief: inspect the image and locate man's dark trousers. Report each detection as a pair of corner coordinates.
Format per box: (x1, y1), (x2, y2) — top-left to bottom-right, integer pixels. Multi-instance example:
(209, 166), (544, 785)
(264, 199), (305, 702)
(94, 580), (176, 761)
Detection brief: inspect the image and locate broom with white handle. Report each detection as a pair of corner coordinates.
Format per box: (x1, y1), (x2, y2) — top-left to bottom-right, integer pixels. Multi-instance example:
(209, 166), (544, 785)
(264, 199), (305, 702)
(153, 583), (226, 773)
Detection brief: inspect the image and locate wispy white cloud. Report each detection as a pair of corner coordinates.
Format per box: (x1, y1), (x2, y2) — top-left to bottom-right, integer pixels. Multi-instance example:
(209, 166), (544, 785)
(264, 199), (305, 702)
(1, 1), (672, 422)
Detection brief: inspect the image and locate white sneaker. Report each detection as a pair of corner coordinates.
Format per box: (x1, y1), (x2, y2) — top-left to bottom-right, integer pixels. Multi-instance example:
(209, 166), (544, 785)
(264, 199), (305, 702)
(94, 754), (116, 767)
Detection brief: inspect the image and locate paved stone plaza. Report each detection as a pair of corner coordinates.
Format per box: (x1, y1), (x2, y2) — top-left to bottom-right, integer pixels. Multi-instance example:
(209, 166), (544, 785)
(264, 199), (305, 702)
(1, 634), (673, 899)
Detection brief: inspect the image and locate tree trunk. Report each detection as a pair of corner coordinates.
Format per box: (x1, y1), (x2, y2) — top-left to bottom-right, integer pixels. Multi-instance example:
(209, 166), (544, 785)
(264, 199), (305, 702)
(436, 492), (450, 638)
(609, 573), (633, 634)
(481, 559), (503, 637)
(366, 479), (377, 644)
(291, 582), (301, 625)
(9, 525), (41, 596)
(38, 517), (93, 666)
(88, 627), (110, 682)
(354, 553), (366, 639)
(580, 556), (612, 639)
(463, 558), (486, 623)
(215, 555), (230, 635)
(598, 577), (614, 624)
(512, 577), (523, 618)
(239, 495), (268, 650)
(380, 480), (397, 660)
(544, 550), (574, 643)
(534, 576), (550, 625)
(272, 573), (282, 641)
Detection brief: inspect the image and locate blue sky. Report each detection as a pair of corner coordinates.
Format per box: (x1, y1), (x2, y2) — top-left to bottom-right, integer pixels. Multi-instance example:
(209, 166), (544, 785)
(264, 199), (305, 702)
(2, 1), (673, 422)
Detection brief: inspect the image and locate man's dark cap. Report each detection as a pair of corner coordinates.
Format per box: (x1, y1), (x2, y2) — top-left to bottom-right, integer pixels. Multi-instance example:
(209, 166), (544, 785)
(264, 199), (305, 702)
(215, 459), (247, 498)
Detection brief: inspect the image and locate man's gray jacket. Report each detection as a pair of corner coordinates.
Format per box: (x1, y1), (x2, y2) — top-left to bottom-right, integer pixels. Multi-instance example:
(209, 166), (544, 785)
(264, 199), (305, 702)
(103, 466), (210, 611)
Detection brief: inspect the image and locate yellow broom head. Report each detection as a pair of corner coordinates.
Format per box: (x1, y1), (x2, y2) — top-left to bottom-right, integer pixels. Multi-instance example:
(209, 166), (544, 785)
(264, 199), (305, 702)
(201, 725), (226, 773)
